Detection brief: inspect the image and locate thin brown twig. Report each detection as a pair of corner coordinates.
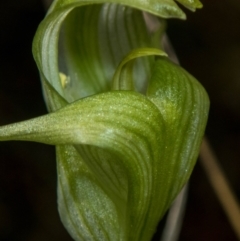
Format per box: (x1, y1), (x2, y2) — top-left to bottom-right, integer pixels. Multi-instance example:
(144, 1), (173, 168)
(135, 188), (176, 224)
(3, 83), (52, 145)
(160, 184), (188, 241)
(200, 137), (240, 240)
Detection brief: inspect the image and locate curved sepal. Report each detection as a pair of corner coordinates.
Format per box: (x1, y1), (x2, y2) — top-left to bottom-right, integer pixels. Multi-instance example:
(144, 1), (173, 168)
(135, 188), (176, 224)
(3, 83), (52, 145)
(111, 48), (167, 91)
(56, 145), (128, 241)
(146, 57), (209, 215)
(33, 0), (202, 104)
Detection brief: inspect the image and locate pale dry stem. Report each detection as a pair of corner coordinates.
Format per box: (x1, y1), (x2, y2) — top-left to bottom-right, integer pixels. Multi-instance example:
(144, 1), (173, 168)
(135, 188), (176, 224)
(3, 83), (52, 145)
(200, 137), (240, 240)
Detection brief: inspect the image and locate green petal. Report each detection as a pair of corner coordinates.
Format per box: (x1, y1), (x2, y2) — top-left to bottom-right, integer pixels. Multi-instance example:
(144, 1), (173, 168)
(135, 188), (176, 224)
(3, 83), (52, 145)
(56, 145), (128, 241)
(61, 4), (155, 100)
(147, 57), (209, 212)
(111, 48), (167, 91)
(48, 0), (187, 19)
(32, 0), (202, 105)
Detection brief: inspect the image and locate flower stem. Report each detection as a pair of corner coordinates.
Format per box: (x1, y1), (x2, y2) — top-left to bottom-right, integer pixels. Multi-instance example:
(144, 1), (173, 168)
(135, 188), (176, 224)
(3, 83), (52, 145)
(200, 137), (240, 240)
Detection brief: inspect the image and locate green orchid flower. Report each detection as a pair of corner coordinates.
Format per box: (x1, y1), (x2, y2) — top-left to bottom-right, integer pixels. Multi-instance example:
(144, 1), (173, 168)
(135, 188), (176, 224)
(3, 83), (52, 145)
(0, 1), (209, 241)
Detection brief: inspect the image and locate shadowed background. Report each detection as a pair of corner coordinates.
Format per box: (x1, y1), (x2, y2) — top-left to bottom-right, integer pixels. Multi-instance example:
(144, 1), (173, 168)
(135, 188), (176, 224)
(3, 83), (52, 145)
(0, 0), (239, 240)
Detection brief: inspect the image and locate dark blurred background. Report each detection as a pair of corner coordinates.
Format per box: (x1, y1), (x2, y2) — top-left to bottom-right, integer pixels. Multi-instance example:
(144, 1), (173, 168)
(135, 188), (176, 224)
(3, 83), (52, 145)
(0, 0), (239, 240)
